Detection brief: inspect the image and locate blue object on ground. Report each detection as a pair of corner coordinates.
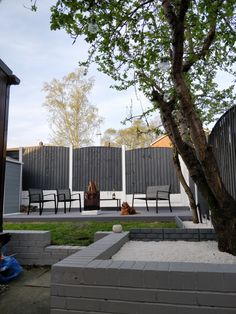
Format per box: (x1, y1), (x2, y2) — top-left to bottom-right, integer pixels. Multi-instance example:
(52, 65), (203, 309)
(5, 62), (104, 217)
(0, 256), (23, 283)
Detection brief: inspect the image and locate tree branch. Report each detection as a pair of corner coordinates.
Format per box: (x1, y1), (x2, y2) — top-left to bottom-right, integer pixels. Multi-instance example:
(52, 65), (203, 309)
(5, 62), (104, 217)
(183, 0), (224, 72)
(183, 26), (216, 72)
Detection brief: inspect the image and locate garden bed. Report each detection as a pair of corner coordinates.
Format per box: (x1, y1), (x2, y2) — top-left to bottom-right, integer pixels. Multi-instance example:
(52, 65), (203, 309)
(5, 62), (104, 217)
(51, 228), (236, 314)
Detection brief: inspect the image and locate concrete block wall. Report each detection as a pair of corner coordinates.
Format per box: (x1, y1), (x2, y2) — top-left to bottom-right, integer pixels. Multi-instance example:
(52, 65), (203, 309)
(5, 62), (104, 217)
(5, 230), (84, 265)
(51, 232), (236, 314)
(129, 228), (216, 241)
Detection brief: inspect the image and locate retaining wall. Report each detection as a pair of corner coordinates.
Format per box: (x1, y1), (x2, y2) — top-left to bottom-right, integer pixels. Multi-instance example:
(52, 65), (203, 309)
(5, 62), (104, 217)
(51, 231), (236, 314)
(5, 230), (84, 265)
(129, 228), (216, 241)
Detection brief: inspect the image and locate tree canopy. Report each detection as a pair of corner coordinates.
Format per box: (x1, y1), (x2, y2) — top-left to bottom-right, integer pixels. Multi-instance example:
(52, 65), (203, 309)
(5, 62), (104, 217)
(102, 118), (160, 149)
(43, 68), (103, 147)
(50, 0), (235, 125)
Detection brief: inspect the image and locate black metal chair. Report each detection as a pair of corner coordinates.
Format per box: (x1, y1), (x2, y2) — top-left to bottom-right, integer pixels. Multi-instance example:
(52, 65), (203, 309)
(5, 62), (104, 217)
(132, 185), (172, 213)
(56, 189), (82, 214)
(28, 189), (57, 215)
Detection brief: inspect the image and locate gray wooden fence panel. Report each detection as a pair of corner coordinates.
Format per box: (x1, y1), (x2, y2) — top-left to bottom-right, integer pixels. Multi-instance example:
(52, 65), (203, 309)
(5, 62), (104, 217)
(126, 147), (180, 194)
(209, 106), (236, 200)
(22, 146), (69, 190)
(73, 147), (122, 191)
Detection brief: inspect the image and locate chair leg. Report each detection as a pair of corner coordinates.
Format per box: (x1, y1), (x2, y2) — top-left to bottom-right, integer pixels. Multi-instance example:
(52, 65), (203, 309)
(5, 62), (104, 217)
(79, 198), (81, 212)
(55, 199), (58, 214)
(156, 199), (158, 214)
(64, 201), (66, 214)
(132, 197), (134, 208)
(69, 201), (72, 212)
(39, 203), (43, 215)
(169, 199), (172, 212)
(27, 203), (31, 215)
(145, 199), (149, 211)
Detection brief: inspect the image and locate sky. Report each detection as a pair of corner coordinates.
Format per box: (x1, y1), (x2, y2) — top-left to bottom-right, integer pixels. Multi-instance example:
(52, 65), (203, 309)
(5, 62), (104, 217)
(0, 0), (151, 148)
(0, 1), (234, 148)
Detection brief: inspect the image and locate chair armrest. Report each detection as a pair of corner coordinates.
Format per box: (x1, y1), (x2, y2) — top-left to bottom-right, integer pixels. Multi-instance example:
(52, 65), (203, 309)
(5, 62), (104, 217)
(30, 193), (41, 197)
(44, 193), (56, 201)
(44, 193), (56, 197)
(71, 192), (81, 198)
(156, 189), (170, 193)
(133, 194), (146, 200)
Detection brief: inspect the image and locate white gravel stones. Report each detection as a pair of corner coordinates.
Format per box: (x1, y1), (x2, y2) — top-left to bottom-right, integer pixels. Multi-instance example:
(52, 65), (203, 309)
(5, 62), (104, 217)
(112, 240), (236, 264)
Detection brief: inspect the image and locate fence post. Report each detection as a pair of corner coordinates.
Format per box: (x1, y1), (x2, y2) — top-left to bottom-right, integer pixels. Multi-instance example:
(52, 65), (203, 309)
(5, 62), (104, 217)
(69, 144), (73, 191)
(121, 145), (126, 202)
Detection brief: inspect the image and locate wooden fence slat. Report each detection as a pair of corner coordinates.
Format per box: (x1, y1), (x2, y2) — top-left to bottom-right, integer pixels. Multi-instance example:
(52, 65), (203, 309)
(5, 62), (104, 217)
(209, 106), (236, 200)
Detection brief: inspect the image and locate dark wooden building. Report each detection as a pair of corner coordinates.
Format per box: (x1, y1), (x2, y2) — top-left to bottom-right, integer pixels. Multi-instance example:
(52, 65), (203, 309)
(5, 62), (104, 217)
(0, 59), (20, 230)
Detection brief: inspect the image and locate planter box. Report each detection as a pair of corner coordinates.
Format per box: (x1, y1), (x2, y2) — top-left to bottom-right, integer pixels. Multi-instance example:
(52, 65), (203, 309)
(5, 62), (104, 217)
(51, 230), (236, 314)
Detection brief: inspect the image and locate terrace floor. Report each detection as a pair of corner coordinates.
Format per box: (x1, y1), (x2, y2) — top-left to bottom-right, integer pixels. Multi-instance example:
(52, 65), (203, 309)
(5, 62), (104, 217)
(3, 206), (192, 223)
(0, 266), (50, 314)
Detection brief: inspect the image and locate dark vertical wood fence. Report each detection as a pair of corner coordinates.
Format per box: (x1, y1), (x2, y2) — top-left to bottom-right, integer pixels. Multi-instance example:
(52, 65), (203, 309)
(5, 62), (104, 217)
(0, 60), (19, 232)
(126, 147), (180, 194)
(20, 146), (180, 194)
(73, 147), (122, 191)
(209, 106), (236, 200)
(22, 146), (69, 190)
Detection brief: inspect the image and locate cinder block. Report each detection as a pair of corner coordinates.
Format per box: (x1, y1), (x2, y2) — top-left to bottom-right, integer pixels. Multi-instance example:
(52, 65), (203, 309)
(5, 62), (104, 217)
(196, 265), (224, 291)
(164, 228), (178, 234)
(51, 296), (66, 309)
(186, 229), (199, 234)
(94, 231), (112, 242)
(164, 234), (182, 239)
(169, 262), (197, 290)
(151, 229), (163, 234)
(197, 291), (236, 307)
(143, 262), (170, 289)
(66, 297), (105, 311)
(52, 265), (84, 285)
(133, 234), (146, 239)
(118, 261), (144, 288)
(141, 229), (152, 234)
(222, 272), (236, 292)
(130, 228), (140, 234)
(147, 234), (162, 239)
(158, 289), (197, 305)
(119, 286), (157, 302)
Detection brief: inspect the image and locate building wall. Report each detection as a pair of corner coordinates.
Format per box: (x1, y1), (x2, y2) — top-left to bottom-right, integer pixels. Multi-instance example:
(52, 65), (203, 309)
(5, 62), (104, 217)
(4, 159), (21, 214)
(151, 135), (172, 148)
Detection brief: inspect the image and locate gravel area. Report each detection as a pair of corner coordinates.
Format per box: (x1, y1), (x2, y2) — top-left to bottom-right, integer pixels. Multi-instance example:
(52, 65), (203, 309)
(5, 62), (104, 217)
(112, 241), (236, 264)
(183, 221), (213, 229)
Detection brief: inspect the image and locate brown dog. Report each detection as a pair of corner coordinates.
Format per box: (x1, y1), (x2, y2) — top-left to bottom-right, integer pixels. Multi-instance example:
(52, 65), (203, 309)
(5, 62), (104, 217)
(121, 202), (137, 215)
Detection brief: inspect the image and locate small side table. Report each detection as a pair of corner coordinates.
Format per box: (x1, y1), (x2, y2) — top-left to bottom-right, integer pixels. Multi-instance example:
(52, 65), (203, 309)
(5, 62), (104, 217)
(100, 198), (121, 211)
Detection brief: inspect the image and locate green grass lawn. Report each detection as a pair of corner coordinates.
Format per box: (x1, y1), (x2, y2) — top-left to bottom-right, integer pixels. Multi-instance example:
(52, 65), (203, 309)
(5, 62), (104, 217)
(4, 221), (177, 246)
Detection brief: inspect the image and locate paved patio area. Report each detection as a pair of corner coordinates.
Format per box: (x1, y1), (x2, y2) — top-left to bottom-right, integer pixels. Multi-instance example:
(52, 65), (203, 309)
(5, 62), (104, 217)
(4, 206), (191, 222)
(0, 266), (50, 314)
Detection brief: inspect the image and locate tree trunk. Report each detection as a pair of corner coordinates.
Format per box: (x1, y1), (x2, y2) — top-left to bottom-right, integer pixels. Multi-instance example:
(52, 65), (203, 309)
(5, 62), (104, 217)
(152, 91), (236, 255)
(158, 1), (236, 255)
(212, 209), (236, 254)
(172, 147), (199, 223)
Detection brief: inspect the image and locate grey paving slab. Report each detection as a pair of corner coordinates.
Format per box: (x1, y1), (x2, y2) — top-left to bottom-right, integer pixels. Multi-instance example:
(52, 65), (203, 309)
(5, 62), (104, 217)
(3, 206), (191, 222)
(0, 266), (50, 314)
